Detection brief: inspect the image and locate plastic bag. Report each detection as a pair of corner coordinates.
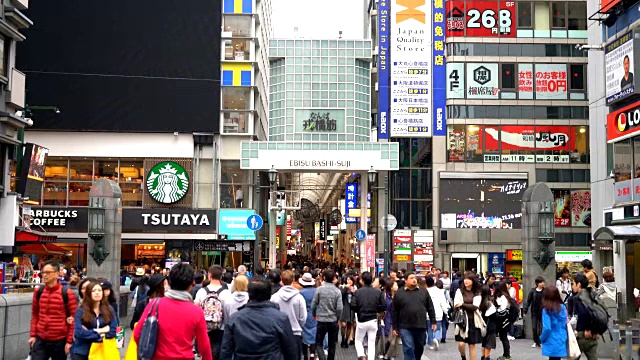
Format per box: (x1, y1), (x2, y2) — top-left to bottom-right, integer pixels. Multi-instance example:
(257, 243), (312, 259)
(89, 337), (120, 360)
(566, 323), (581, 359)
(116, 326), (125, 348)
(125, 323), (139, 360)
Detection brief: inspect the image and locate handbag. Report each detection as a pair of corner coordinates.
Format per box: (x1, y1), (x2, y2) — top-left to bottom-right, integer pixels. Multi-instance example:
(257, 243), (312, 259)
(125, 323), (139, 360)
(138, 298), (161, 360)
(453, 308), (466, 330)
(566, 322), (581, 359)
(88, 337), (120, 360)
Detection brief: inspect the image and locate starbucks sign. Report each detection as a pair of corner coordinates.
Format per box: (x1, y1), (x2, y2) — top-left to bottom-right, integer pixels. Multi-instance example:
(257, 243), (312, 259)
(146, 161), (190, 204)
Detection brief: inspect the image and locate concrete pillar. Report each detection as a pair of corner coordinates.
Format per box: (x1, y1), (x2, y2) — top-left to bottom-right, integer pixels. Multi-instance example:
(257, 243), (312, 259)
(87, 178), (122, 297)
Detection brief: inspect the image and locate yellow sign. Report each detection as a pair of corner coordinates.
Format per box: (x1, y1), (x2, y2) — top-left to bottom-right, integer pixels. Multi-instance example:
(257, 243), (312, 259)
(394, 255), (410, 261)
(507, 249), (522, 261)
(276, 236), (279, 248)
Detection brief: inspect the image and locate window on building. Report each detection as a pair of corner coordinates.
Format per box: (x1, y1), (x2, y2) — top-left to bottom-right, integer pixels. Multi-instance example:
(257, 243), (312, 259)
(568, 2), (587, 30)
(534, 2), (550, 30)
(501, 64), (516, 90)
(447, 125), (466, 162)
(0, 35), (6, 78)
(222, 111), (250, 134)
(222, 15), (252, 37)
(219, 160), (251, 208)
(222, 87), (251, 110)
(570, 64), (585, 91)
(634, 137), (640, 179)
(466, 125), (482, 162)
(224, 39), (251, 61)
(614, 139), (632, 182)
(95, 159), (118, 181)
(43, 158), (68, 206)
(551, 2), (566, 28)
(571, 126), (589, 163)
(518, 2), (533, 28)
(118, 159), (143, 207)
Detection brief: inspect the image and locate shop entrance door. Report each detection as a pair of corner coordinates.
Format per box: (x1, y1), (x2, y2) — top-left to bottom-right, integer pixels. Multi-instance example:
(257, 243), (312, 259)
(452, 256), (478, 273)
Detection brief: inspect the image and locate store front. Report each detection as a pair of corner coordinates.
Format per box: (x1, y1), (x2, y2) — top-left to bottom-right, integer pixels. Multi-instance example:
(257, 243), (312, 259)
(504, 249), (523, 282)
(555, 250), (592, 275)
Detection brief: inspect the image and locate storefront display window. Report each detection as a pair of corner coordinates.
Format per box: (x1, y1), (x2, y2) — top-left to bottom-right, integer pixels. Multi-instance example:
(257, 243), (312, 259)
(222, 15), (252, 37)
(120, 183), (143, 207)
(570, 126), (589, 163)
(224, 39), (251, 61)
(94, 159), (118, 181)
(447, 125), (465, 162)
(633, 138), (640, 179)
(69, 160), (93, 181)
(222, 111), (250, 134)
(68, 182), (91, 206)
(222, 87), (251, 110)
(466, 125), (482, 162)
(220, 161), (250, 208)
(614, 139), (632, 182)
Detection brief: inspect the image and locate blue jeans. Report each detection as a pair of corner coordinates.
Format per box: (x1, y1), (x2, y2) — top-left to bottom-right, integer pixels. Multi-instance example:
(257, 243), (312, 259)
(399, 328), (427, 360)
(427, 320), (442, 346)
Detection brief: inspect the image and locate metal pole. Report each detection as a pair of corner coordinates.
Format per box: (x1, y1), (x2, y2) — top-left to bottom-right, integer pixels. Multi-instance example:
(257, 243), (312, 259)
(360, 173), (368, 273)
(269, 183), (277, 269)
(383, 175), (390, 276)
(252, 176), (260, 273)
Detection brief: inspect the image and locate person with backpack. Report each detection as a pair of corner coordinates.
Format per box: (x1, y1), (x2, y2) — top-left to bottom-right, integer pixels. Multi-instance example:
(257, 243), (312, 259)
(523, 276), (545, 348)
(556, 268), (572, 303)
(569, 273), (606, 360)
(194, 265), (231, 360)
(29, 260), (78, 360)
(271, 270), (307, 358)
(494, 282), (516, 360)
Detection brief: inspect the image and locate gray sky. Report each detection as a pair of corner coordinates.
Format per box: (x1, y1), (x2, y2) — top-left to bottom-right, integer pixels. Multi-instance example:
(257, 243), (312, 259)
(272, 0), (368, 39)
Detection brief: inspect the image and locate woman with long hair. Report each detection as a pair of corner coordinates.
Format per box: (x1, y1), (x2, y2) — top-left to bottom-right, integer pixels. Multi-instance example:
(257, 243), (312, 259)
(540, 286), (568, 360)
(71, 281), (118, 360)
(339, 275), (357, 348)
(383, 279), (400, 359)
(493, 282), (513, 360)
(100, 280), (118, 323)
(479, 285), (497, 360)
(77, 277), (96, 299)
(454, 272), (483, 360)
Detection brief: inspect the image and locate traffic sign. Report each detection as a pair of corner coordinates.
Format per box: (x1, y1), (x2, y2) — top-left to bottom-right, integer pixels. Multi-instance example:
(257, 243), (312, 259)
(247, 214), (263, 231)
(380, 214), (397, 231)
(355, 229), (366, 241)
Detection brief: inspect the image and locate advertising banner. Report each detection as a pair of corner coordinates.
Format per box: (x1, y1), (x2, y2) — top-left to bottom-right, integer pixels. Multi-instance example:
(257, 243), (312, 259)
(606, 31), (637, 105)
(466, 63), (499, 99)
(390, 0), (433, 137)
(446, 0), (515, 37)
(440, 177), (527, 229)
(484, 125), (570, 151)
(218, 209), (256, 240)
(533, 64), (568, 100)
(606, 100), (640, 142)
(432, 0), (447, 137)
(345, 183), (357, 223)
(393, 229), (412, 261)
(506, 249), (522, 261)
(447, 62), (465, 99)
(319, 219), (326, 240)
(518, 64), (534, 99)
(378, 0), (390, 140)
(553, 190), (571, 227)
(615, 179), (633, 204)
(413, 232), (434, 262)
(571, 190), (591, 227)
(488, 253), (505, 275)
(365, 234), (375, 267)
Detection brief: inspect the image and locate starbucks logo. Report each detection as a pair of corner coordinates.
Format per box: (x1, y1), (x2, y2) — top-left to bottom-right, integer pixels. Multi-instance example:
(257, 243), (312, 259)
(146, 161), (189, 204)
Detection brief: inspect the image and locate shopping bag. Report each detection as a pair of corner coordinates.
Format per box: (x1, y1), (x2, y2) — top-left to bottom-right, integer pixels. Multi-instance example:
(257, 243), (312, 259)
(125, 323), (139, 360)
(116, 326), (125, 348)
(88, 337), (120, 360)
(566, 323), (581, 359)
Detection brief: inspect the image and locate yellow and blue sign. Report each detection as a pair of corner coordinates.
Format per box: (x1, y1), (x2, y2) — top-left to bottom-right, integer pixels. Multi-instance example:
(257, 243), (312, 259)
(219, 209), (257, 240)
(221, 63), (252, 86)
(432, 0), (447, 136)
(222, 0), (252, 14)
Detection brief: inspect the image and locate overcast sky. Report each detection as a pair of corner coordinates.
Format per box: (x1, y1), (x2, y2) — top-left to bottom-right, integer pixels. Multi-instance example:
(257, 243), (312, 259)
(271, 0), (368, 39)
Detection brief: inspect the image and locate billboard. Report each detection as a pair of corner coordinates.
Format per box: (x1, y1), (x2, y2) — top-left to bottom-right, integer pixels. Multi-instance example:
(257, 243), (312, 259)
(440, 177), (527, 229)
(218, 209), (256, 240)
(605, 31), (637, 105)
(378, 0), (390, 140)
(533, 64), (567, 100)
(446, 0), (515, 38)
(553, 190), (571, 227)
(17, 144), (49, 205)
(390, 0), (433, 137)
(571, 190), (591, 227)
(447, 63), (465, 99)
(432, 0), (447, 137)
(607, 100), (640, 142)
(466, 63), (499, 99)
(484, 125), (570, 151)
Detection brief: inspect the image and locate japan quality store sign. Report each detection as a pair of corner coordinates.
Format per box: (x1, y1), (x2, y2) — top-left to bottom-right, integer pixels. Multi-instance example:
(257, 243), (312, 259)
(390, 0), (433, 137)
(606, 31), (637, 105)
(378, 0), (390, 140)
(446, 0), (515, 37)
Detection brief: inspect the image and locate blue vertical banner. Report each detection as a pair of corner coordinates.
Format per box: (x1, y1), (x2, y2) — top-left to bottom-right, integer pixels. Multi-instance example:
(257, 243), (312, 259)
(377, 0), (390, 140)
(345, 183), (357, 224)
(432, 0), (446, 136)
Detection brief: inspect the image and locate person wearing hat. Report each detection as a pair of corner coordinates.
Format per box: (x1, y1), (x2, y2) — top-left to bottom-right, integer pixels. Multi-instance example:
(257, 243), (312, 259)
(100, 280), (119, 323)
(130, 274), (167, 330)
(299, 273), (317, 360)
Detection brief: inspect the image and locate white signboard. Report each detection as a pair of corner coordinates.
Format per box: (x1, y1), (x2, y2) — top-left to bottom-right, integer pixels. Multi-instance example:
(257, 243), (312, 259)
(555, 251), (592, 262)
(390, 0), (433, 137)
(466, 63), (499, 99)
(447, 63), (465, 99)
(534, 64), (567, 100)
(241, 149), (399, 171)
(606, 31), (635, 105)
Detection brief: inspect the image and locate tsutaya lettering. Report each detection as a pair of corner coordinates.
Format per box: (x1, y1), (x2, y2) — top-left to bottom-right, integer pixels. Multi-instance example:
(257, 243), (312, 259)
(29, 209), (78, 226)
(141, 213), (210, 226)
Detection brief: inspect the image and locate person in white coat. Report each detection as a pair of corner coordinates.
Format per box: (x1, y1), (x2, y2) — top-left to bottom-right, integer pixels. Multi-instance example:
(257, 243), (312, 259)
(426, 277), (450, 350)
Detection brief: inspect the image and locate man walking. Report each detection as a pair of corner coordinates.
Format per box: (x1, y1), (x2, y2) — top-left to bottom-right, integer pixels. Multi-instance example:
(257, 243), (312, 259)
(29, 260), (78, 360)
(392, 272), (437, 360)
(569, 273), (600, 360)
(195, 265), (231, 360)
(221, 279), (297, 360)
(523, 276), (545, 348)
(271, 270), (307, 357)
(311, 269), (343, 360)
(350, 271), (386, 360)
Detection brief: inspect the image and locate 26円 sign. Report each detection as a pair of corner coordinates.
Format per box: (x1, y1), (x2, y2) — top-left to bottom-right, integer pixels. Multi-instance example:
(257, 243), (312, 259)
(146, 161), (190, 204)
(446, 1), (515, 38)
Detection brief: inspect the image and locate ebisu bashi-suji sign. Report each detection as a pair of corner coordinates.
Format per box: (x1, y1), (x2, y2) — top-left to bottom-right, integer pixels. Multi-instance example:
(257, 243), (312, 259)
(146, 161), (190, 204)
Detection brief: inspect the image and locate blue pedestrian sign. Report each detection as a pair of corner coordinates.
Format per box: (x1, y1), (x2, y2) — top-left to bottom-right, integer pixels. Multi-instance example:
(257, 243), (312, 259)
(356, 229), (366, 241)
(247, 214), (263, 231)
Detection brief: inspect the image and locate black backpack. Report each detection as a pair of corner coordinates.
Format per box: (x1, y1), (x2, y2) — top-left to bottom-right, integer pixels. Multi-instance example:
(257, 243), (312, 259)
(508, 297), (519, 324)
(577, 293), (611, 340)
(37, 285), (70, 317)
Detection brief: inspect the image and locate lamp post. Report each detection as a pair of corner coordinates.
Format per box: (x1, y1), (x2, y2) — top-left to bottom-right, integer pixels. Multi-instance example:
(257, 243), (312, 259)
(534, 200), (555, 270)
(368, 167), (390, 276)
(268, 166), (278, 269)
(88, 197), (109, 266)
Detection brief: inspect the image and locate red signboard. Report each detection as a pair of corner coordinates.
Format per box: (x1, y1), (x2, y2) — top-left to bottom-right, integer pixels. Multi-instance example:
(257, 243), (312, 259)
(484, 125), (570, 151)
(607, 101), (640, 142)
(446, 0), (515, 38)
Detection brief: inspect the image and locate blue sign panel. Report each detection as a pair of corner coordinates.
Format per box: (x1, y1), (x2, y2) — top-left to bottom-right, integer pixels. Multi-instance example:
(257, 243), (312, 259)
(489, 253), (505, 275)
(356, 229), (367, 241)
(345, 183), (357, 224)
(219, 209), (256, 240)
(377, 0), (390, 140)
(432, 0), (446, 137)
(247, 214), (263, 231)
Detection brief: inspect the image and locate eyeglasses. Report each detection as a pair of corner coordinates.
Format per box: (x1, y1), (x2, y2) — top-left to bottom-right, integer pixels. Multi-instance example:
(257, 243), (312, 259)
(41, 271), (57, 275)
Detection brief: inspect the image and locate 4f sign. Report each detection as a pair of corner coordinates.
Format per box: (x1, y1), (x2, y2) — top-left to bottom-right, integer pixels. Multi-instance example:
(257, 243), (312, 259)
(396, 0), (426, 23)
(146, 162), (190, 204)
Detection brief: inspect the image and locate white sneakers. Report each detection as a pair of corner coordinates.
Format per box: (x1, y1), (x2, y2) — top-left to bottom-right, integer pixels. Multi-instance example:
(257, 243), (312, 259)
(507, 335), (515, 340)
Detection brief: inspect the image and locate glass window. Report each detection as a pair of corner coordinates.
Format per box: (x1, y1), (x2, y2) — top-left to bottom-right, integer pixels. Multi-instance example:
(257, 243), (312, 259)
(534, 2), (550, 30)
(551, 2), (566, 28)
(222, 111), (250, 134)
(466, 125), (482, 162)
(121, 183), (143, 207)
(117, 160), (144, 182)
(518, 2), (533, 28)
(0, 35), (6, 77)
(635, 137), (640, 178)
(568, 2), (587, 30)
(94, 160), (118, 181)
(222, 87), (251, 110)
(411, 201), (432, 228)
(45, 158), (68, 181)
(69, 159), (93, 181)
(392, 170), (411, 198)
(220, 161), (250, 208)
(411, 169), (432, 199)
(392, 200), (411, 229)
(68, 182), (91, 206)
(224, 39), (251, 61)
(223, 15), (252, 37)
(448, 125), (466, 162)
(502, 64), (516, 89)
(220, 184), (249, 208)
(570, 64), (585, 91)
(43, 182), (66, 206)
(614, 139), (632, 182)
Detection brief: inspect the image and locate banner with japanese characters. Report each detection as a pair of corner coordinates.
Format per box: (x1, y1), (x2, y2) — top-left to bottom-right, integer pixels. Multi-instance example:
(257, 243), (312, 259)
(446, 0), (515, 38)
(484, 125), (570, 151)
(571, 190), (591, 227)
(534, 64), (568, 100)
(390, 0), (433, 137)
(466, 63), (499, 99)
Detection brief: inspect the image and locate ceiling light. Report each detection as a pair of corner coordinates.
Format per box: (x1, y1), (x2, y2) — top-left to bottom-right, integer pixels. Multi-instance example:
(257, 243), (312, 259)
(579, 128), (586, 133)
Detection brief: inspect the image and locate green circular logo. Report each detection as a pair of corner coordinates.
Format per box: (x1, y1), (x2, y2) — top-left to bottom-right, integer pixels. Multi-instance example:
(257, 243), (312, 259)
(146, 161), (189, 204)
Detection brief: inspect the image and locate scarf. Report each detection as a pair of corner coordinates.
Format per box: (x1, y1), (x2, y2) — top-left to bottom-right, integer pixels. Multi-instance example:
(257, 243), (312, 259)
(165, 289), (193, 302)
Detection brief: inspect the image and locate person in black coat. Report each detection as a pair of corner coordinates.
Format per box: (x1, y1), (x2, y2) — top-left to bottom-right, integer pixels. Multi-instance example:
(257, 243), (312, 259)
(129, 274), (166, 330)
(220, 279), (297, 360)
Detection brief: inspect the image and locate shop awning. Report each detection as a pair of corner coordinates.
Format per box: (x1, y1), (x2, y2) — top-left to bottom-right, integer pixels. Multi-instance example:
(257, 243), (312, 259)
(20, 243), (72, 256)
(593, 225), (640, 241)
(15, 229), (57, 243)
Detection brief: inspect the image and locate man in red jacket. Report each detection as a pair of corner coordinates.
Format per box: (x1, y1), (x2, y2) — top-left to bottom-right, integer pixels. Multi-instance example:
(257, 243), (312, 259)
(29, 260), (78, 360)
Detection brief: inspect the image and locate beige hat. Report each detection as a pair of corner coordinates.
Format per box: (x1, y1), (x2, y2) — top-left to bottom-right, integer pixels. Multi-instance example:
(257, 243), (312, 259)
(135, 268), (145, 276)
(299, 273), (315, 286)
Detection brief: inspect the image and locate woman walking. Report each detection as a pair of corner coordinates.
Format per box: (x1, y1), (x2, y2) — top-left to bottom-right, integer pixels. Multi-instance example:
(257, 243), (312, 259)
(479, 285), (497, 360)
(540, 286), (568, 360)
(454, 272), (483, 360)
(340, 275), (357, 348)
(493, 282), (513, 360)
(71, 281), (118, 360)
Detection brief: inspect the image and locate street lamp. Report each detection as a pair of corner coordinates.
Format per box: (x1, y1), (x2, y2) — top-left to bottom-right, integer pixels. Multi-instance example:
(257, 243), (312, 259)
(368, 166), (390, 275)
(88, 197), (109, 266)
(534, 200), (555, 270)
(367, 166), (377, 185)
(268, 166), (278, 185)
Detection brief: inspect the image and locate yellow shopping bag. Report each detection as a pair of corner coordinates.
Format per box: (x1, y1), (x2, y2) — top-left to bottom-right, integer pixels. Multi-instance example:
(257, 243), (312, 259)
(88, 337), (120, 360)
(124, 323), (138, 360)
